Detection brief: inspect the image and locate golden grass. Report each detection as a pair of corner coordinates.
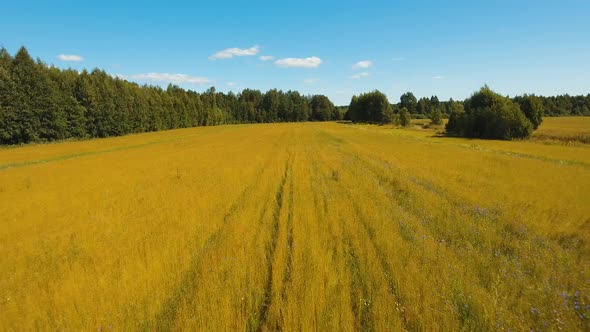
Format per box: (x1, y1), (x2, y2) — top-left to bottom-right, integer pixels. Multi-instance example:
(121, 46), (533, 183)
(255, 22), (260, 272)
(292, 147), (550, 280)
(532, 117), (590, 144)
(0, 120), (588, 330)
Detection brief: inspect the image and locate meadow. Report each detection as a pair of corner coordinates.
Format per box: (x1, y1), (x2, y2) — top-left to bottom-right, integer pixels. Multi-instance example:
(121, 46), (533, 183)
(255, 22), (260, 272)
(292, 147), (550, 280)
(0, 117), (588, 331)
(532, 117), (590, 144)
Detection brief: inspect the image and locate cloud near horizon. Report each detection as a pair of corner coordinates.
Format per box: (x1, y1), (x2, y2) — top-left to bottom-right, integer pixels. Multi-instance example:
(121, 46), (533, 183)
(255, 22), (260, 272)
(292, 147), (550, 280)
(432, 75), (445, 80)
(209, 45), (260, 60)
(57, 54), (83, 62)
(352, 60), (372, 70)
(274, 56), (322, 68)
(304, 78), (319, 84)
(126, 73), (211, 85)
(350, 72), (369, 79)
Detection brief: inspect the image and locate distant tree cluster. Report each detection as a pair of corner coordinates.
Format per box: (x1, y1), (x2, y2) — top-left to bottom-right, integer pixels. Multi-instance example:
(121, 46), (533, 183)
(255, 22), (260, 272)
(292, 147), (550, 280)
(347, 91), (442, 127)
(446, 86), (538, 140)
(348, 90), (393, 124)
(399, 92), (465, 120)
(0, 47), (340, 144)
(347, 91), (463, 126)
(347, 87), (554, 139)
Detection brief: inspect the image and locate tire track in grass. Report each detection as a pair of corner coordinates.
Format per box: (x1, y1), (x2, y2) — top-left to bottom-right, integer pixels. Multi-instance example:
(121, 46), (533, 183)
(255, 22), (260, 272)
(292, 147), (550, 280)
(312, 150), (409, 331)
(151, 180), (260, 332)
(151, 134), (287, 332)
(336, 138), (467, 330)
(315, 129), (404, 330)
(344, 240), (375, 332)
(350, 200), (410, 330)
(281, 170), (295, 302)
(265, 154), (296, 331)
(337, 162), (411, 328)
(253, 155), (291, 332)
(309, 138), (377, 331)
(307, 132), (375, 330)
(251, 188), (274, 249)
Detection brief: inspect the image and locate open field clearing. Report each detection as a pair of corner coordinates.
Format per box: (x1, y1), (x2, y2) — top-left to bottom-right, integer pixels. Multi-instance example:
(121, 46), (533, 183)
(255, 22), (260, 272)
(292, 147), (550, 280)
(532, 117), (590, 144)
(1, 120), (589, 330)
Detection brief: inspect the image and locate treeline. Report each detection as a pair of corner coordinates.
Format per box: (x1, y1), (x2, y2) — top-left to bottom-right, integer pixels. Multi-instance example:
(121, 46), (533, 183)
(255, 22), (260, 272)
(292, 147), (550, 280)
(0, 47), (342, 144)
(531, 94), (590, 116)
(393, 91), (590, 118)
(1, 47), (589, 144)
(346, 91), (448, 126)
(344, 91), (462, 122)
(397, 92), (465, 118)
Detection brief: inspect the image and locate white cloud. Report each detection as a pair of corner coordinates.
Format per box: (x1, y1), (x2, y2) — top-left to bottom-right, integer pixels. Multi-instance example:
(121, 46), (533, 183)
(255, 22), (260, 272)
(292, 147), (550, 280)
(432, 75), (445, 80)
(259, 55), (274, 61)
(392, 57), (405, 61)
(209, 45), (259, 60)
(57, 54), (83, 62)
(352, 60), (372, 70)
(128, 73), (211, 85)
(304, 78), (319, 84)
(227, 82), (237, 86)
(274, 56), (322, 68)
(350, 72), (369, 79)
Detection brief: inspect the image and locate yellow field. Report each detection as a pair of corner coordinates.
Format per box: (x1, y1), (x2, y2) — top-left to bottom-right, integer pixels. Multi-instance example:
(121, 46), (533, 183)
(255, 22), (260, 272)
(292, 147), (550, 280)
(1, 120), (589, 331)
(532, 117), (590, 144)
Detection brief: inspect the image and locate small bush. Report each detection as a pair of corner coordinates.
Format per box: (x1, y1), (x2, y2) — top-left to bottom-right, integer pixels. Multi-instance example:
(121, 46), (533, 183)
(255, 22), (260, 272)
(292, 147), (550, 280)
(430, 108), (443, 125)
(399, 107), (411, 127)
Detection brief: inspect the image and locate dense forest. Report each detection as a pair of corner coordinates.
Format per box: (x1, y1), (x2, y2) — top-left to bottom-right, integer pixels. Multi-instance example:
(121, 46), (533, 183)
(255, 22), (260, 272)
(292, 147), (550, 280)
(0, 47), (589, 144)
(0, 47), (342, 144)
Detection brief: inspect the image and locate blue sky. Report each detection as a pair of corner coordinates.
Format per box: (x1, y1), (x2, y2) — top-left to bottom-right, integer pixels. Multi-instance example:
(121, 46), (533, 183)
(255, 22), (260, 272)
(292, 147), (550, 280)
(1, 0), (589, 105)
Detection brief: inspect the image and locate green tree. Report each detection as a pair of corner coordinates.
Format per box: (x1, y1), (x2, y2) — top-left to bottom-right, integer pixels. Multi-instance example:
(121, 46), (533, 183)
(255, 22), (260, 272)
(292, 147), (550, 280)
(515, 94), (543, 129)
(400, 92), (417, 113)
(348, 90), (392, 123)
(445, 107), (464, 135)
(446, 98), (464, 115)
(310, 95), (335, 121)
(288, 91), (310, 121)
(416, 97), (429, 115)
(382, 108), (397, 124)
(399, 107), (411, 127)
(430, 107), (443, 125)
(263, 89), (280, 122)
